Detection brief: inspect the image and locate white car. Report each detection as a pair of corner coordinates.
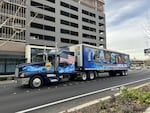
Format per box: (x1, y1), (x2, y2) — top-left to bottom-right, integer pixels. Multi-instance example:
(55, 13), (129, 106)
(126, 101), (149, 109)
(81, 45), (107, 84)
(135, 67), (142, 70)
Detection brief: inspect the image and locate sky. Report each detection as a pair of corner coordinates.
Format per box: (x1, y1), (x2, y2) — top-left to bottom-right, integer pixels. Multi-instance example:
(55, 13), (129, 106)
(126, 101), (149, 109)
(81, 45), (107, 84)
(105, 0), (150, 60)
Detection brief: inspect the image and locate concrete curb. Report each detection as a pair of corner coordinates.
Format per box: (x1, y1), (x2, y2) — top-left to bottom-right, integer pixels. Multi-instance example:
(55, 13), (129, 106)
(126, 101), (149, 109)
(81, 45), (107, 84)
(59, 82), (150, 113)
(144, 107), (150, 113)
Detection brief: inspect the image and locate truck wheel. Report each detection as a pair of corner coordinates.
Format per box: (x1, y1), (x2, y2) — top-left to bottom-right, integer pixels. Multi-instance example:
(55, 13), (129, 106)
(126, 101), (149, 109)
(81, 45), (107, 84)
(122, 71), (128, 76)
(120, 71), (128, 76)
(119, 71), (123, 76)
(29, 76), (43, 88)
(81, 72), (87, 81)
(125, 71), (128, 76)
(109, 71), (116, 76)
(69, 75), (76, 81)
(88, 71), (95, 80)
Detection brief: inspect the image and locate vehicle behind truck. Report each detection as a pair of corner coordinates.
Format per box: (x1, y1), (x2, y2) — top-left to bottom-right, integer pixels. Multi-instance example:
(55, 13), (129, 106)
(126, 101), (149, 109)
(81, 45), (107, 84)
(15, 44), (130, 88)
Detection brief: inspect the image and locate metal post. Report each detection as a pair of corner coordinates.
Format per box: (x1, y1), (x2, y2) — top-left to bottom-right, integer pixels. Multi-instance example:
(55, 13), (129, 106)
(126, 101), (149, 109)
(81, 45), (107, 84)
(54, 42), (58, 72)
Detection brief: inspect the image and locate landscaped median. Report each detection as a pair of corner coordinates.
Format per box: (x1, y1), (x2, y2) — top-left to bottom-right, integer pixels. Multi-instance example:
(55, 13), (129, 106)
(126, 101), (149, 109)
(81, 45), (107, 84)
(62, 83), (150, 113)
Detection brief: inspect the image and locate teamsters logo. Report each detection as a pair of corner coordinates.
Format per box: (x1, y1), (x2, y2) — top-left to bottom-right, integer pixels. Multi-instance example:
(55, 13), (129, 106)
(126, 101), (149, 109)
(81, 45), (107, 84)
(45, 61), (52, 70)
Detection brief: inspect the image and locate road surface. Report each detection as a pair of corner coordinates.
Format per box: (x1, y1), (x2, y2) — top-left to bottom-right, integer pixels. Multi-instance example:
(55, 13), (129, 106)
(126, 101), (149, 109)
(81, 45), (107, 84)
(0, 69), (150, 113)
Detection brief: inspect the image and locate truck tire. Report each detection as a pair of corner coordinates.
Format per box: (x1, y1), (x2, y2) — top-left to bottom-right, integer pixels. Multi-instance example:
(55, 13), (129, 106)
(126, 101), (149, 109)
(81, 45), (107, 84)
(120, 71), (128, 76)
(81, 72), (87, 81)
(88, 71), (95, 80)
(69, 75), (76, 81)
(125, 71), (128, 76)
(29, 75), (43, 88)
(109, 71), (116, 76)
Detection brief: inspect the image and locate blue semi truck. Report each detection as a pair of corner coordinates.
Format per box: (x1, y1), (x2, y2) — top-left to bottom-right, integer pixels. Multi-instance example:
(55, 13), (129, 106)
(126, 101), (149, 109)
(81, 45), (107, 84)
(15, 44), (130, 88)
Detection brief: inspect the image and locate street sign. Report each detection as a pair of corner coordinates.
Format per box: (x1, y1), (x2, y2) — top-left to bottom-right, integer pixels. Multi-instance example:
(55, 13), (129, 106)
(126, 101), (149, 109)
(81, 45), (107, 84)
(144, 48), (150, 55)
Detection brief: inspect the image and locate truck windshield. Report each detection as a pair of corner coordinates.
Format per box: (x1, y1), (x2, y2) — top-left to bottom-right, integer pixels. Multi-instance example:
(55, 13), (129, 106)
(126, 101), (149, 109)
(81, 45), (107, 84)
(32, 55), (46, 62)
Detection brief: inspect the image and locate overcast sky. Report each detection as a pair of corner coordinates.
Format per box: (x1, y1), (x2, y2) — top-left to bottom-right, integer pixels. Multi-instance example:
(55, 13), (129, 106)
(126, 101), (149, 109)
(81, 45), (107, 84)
(105, 0), (150, 60)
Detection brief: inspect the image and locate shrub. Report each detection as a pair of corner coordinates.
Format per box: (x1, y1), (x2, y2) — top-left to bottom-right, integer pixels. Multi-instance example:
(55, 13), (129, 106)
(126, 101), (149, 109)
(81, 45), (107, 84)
(120, 86), (150, 105)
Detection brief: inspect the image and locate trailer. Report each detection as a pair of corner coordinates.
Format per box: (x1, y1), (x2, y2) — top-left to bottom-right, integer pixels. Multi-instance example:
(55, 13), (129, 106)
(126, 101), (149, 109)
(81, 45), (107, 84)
(69, 44), (130, 80)
(15, 44), (130, 88)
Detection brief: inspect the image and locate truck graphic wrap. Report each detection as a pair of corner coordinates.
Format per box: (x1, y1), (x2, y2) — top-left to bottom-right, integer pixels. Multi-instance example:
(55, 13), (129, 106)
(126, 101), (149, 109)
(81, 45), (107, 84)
(83, 46), (130, 70)
(22, 56), (74, 74)
(20, 62), (54, 73)
(59, 51), (75, 73)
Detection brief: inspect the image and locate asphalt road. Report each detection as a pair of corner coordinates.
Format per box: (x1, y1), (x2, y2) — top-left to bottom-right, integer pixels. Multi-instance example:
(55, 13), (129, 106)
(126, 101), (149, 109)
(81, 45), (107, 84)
(0, 69), (150, 113)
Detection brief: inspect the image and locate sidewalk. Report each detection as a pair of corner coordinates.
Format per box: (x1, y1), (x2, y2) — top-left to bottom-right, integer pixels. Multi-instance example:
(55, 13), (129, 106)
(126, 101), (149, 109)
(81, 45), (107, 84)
(0, 75), (14, 83)
(0, 74), (14, 78)
(0, 80), (15, 85)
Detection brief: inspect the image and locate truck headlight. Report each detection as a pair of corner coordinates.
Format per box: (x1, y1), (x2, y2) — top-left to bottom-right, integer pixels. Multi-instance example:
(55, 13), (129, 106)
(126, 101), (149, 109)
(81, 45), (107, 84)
(20, 73), (25, 78)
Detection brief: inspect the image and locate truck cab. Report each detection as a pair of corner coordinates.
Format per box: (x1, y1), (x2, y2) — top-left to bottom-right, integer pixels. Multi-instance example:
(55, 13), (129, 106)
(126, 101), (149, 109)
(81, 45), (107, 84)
(15, 49), (75, 88)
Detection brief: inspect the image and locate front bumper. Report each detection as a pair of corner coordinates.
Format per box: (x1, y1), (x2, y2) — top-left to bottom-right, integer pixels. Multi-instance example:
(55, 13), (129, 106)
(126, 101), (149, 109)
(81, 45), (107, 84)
(16, 78), (30, 86)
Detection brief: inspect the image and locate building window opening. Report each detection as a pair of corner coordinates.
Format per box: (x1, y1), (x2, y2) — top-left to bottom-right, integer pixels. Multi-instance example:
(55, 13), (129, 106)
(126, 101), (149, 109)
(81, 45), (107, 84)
(46, 0), (55, 3)
(60, 1), (78, 11)
(83, 42), (96, 46)
(61, 11), (69, 17)
(44, 35), (55, 41)
(30, 33), (43, 40)
(99, 37), (104, 41)
(60, 1), (69, 8)
(61, 29), (70, 34)
(31, 22), (43, 29)
(61, 38), (79, 44)
(44, 15), (55, 22)
(44, 25), (55, 32)
(44, 5), (55, 13)
(61, 38), (69, 43)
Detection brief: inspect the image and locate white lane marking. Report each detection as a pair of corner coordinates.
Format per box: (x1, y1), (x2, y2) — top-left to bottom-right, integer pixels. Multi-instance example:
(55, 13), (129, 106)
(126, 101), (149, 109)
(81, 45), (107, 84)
(16, 77), (150, 113)
(59, 96), (111, 113)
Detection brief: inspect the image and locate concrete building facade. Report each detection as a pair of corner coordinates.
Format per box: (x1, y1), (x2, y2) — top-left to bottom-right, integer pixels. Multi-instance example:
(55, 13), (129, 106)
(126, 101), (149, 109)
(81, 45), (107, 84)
(26, 0), (106, 48)
(0, 0), (106, 74)
(0, 0), (26, 74)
